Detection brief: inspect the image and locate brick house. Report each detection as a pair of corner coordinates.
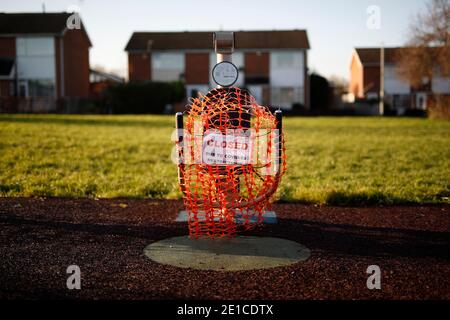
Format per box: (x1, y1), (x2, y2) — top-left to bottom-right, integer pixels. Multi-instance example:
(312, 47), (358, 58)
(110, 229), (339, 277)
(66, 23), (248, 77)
(0, 12), (91, 112)
(125, 30), (310, 110)
(349, 47), (450, 113)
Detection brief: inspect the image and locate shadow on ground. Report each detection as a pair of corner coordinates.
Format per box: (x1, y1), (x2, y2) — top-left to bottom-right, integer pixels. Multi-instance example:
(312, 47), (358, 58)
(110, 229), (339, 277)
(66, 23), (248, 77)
(256, 218), (450, 261)
(1, 213), (449, 261)
(0, 214), (185, 242)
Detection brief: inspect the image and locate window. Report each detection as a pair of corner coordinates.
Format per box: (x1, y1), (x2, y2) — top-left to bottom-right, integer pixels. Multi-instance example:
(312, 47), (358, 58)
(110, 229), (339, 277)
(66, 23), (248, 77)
(152, 52), (184, 82)
(416, 93), (427, 110)
(270, 51), (304, 87)
(16, 37), (55, 97)
(271, 52), (302, 68)
(275, 53), (294, 67)
(279, 88), (294, 101)
(28, 80), (55, 98)
(17, 37), (54, 56)
(270, 87), (304, 109)
(392, 94), (400, 108)
(152, 53), (184, 70)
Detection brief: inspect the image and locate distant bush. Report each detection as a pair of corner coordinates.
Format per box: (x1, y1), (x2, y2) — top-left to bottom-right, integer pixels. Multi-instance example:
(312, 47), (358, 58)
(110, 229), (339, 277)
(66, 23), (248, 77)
(106, 81), (186, 114)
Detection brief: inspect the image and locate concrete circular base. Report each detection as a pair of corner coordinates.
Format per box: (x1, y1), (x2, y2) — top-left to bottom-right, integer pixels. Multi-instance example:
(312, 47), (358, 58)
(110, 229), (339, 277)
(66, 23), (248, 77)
(144, 236), (310, 271)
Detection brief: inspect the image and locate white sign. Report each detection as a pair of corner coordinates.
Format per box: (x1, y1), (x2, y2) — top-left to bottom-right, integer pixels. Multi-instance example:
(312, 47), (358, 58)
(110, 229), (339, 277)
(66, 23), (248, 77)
(202, 132), (253, 165)
(212, 61), (239, 87)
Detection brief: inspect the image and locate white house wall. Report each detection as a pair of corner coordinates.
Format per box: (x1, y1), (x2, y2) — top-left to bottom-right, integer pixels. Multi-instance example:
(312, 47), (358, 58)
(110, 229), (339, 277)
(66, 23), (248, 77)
(149, 49), (307, 109)
(209, 52), (216, 88)
(383, 65), (449, 95)
(269, 50), (304, 87)
(432, 76), (450, 94)
(232, 52), (244, 87)
(269, 50), (305, 108)
(384, 65), (410, 95)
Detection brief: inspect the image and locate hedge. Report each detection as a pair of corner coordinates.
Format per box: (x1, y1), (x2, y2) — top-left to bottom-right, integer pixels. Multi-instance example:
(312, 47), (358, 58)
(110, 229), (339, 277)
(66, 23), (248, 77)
(106, 81), (185, 114)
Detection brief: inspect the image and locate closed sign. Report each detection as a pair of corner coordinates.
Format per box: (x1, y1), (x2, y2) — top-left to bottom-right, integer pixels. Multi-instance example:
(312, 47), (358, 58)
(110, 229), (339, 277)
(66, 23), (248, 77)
(202, 132), (253, 165)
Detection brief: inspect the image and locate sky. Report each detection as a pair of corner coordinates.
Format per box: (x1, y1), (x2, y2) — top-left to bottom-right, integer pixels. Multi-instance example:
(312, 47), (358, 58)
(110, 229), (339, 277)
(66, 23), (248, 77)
(0, 0), (428, 81)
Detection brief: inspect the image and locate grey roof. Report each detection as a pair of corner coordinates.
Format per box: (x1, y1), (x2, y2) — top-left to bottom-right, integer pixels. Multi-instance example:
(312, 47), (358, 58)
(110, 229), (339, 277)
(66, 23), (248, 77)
(125, 30), (310, 51)
(0, 12), (91, 46)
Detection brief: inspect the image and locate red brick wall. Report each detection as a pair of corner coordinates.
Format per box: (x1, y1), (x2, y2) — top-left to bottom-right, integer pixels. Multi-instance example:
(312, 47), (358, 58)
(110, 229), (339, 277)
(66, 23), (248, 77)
(0, 80), (12, 97)
(0, 37), (15, 56)
(63, 29), (90, 97)
(128, 52), (151, 81)
(363, 66), (380, 95)
(244, 52), (269, 77)
(0, 38), (15, 98)
(349, 53), (364, 98)
(185, 53), (209, 84)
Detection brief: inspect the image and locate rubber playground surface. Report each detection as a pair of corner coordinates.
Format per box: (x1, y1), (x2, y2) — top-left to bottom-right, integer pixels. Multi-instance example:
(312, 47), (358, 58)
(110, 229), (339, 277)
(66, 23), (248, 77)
(0, 197), (449, 300)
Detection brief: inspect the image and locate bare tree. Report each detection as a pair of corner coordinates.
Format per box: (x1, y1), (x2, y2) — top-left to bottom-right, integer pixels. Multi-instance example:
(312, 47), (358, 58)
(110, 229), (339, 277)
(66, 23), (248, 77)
(396, 0), (450, 87)
(328, 75), (349, 90)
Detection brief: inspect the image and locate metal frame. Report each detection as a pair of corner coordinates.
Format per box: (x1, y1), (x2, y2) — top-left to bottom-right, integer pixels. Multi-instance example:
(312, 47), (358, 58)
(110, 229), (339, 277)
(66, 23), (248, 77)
(175, 32), (284, 209)
(214, 31), (234, 63)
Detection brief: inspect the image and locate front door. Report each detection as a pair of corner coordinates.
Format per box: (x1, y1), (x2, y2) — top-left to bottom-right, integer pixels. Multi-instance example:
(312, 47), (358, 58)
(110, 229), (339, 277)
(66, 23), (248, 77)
(18, 80), (28, 98)
(416, 93), (427, 110)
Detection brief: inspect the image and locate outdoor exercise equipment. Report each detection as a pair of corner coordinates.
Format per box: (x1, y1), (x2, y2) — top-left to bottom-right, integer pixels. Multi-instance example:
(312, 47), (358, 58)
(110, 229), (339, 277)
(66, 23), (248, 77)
(174, 32), (286, 238)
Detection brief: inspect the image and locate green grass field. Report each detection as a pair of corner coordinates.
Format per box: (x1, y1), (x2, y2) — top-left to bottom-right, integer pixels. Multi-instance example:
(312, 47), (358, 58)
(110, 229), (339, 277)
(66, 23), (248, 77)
(0, 114), (449, 205)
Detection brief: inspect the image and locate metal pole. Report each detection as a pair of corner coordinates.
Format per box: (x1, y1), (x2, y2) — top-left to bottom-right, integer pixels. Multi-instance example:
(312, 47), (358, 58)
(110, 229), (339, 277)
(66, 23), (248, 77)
(275, 110), (283, 169)
(175, 112), (185, 193)
(214, 31), (234, 64)
(379, 44), (385, 116)
(147, 40), (153, 80)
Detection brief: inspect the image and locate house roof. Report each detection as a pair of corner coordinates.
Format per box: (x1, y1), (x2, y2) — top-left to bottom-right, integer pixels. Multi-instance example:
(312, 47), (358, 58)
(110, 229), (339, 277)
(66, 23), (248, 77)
(0, 57), (15, 78)
(90, 68), (125, 83)
(354, 46), (444, 66)
(0, 12), (91, 46)
(125, 30), (310, 51)
(354, 47), (405, 65)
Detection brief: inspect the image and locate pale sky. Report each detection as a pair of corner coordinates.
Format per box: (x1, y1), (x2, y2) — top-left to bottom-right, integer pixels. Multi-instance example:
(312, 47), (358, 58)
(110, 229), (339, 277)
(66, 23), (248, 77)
(0, 0), (428, 80)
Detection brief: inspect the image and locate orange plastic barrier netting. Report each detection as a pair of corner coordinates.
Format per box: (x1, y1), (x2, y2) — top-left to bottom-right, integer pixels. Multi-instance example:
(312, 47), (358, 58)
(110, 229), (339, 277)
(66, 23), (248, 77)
(176, 87), (286, 238)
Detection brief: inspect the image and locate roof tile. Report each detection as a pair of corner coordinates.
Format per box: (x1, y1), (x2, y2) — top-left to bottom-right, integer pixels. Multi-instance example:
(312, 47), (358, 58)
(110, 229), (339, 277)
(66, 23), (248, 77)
(125, 30), (310, 51)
